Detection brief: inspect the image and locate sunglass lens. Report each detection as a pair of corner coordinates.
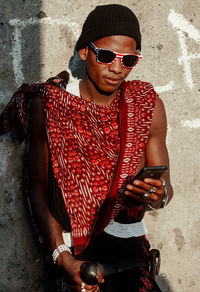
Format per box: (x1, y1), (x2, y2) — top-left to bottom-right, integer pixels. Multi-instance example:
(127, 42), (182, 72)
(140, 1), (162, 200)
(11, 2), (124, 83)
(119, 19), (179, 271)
(123, 55), (138, 67)
(98, 50), (116, 64)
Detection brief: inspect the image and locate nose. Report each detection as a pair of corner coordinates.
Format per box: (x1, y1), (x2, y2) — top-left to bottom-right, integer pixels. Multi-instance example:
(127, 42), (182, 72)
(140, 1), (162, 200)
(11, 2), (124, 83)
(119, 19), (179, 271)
(108, 57), (123, 74)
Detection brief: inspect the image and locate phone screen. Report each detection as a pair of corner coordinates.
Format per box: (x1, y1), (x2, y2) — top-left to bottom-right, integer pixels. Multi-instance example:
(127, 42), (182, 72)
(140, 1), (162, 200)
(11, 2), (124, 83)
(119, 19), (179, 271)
(134, 166), (168, 181)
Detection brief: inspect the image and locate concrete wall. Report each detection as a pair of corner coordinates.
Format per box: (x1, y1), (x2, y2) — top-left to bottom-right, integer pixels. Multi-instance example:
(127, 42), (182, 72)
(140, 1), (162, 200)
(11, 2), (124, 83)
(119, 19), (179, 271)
(0, 0), (200, 291)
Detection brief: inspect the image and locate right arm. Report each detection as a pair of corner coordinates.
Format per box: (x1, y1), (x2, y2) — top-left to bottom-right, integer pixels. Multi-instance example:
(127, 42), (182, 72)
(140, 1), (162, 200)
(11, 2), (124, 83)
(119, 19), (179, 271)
(27, 97), (100, 291)
(28, 97), (65, 252)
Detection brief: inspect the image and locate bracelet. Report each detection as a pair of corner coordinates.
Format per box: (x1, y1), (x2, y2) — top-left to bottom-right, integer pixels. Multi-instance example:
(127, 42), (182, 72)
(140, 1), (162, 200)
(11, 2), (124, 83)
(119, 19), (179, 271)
(146, 180), (168, 211)
(52, 244), (72, 264)
(146, 192), (168, 211)
(146, 203), (156, 211)
(160, 179), (168, 208)
(160, 191), (168, 208)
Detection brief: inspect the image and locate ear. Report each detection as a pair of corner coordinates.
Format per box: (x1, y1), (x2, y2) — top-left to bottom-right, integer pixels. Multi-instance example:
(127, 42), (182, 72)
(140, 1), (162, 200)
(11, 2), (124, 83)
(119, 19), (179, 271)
(78, 46), (89, 61)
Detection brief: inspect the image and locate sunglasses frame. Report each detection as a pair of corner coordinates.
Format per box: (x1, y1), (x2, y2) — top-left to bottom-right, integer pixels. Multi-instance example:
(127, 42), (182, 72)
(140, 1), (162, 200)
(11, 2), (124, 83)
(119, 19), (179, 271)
(88, 42), (142, 68)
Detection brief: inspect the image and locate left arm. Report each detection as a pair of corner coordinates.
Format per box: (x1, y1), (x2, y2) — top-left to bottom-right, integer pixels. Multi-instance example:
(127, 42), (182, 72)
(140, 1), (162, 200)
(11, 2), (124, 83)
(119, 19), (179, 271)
(125, 97), (173, 209)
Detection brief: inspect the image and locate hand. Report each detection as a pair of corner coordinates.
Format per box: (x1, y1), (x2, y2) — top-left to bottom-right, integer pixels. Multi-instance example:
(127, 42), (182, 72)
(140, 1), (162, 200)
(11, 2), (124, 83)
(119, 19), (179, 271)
(57, 252), (104, 291)
(124, 178), (165, 209)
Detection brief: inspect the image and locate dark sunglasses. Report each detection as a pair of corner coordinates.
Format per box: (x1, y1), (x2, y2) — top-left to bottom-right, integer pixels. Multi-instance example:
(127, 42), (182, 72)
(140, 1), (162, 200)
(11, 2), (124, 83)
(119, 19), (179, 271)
(88, 42), (142, 68)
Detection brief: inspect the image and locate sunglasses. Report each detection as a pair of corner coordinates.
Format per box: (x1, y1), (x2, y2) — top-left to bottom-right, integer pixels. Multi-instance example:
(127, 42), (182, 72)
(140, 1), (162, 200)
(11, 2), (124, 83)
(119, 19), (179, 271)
(88, 42), (142, 68)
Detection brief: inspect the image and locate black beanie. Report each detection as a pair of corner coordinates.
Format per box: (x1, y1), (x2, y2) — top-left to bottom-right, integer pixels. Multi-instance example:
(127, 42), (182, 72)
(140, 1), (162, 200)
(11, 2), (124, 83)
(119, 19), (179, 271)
(76, 4), (141, 51)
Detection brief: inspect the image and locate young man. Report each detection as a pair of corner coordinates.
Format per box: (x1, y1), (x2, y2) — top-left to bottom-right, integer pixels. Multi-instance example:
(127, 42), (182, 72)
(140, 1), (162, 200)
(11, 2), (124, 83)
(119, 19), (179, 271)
(0, 4), (173, 292)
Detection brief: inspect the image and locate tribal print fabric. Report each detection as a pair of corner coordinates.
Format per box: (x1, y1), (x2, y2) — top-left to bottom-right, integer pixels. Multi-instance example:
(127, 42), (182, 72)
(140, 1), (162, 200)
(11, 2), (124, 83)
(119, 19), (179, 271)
(0, 80), (157, 254)
(42, 80), (157, 253)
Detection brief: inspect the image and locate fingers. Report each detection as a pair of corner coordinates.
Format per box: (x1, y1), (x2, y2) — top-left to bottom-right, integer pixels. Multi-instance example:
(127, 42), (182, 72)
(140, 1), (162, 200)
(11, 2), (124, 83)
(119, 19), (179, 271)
(79, 282), (100, 292)
(143, 178), (163, 188)
(125, 178), (164, 202)
(71, 283), (99, 292)
(71, 277), (101, 291)
(69, 260), (103, 292)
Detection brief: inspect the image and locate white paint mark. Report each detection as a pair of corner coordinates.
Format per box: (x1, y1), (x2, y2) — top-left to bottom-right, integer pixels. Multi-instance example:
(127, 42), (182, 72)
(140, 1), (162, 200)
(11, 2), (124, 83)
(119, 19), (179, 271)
(10, 26), (24, 86)
(176, 29), (194, 88)
(9, 17), (80, 86)
(181, 119), (200, 129)
(168, 10), (200, 89)
(168, 10), (200, 41)
(155, 81), (175, 93)
(9, 17), (80, 37)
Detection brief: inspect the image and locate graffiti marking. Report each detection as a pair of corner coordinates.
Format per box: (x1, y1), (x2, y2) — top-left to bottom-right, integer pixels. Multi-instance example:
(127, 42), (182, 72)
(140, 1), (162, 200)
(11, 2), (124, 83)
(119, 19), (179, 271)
(168, 10), (200, 89)
(155, 81), (175, 93)
(9, 17), (80, 86)
(181, 119), (200, 129)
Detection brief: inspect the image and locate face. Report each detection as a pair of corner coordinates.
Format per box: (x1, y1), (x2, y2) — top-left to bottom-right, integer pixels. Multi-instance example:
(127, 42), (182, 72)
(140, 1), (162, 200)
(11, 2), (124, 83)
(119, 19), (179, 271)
(79, 35), (137, 93)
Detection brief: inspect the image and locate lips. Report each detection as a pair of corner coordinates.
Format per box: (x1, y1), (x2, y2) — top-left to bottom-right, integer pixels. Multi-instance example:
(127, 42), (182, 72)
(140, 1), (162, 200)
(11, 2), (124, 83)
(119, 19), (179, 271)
(104, 77), (122, 85)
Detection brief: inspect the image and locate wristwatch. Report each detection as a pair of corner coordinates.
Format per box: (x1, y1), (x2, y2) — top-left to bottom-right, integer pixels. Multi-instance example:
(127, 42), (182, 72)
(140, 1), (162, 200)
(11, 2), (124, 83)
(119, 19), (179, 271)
(160, 180), (168, 208)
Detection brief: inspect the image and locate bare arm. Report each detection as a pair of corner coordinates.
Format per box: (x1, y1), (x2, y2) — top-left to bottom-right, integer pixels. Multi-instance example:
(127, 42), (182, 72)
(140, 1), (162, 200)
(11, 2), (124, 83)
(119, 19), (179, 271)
(125, 97), (173, 208)
(145, 97), (173, 203)
(28, 97), (65, 251)
(27, 98), (101, 291)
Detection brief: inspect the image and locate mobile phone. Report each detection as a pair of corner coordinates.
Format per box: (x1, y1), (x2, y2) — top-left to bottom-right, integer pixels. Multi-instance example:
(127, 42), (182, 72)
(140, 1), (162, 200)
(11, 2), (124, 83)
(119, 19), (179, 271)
(134, 166), (168, 181)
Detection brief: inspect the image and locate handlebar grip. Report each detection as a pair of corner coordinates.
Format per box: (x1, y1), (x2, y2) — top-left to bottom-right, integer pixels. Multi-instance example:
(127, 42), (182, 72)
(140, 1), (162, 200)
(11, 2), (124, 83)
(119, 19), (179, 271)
(80, 262), (104, 285)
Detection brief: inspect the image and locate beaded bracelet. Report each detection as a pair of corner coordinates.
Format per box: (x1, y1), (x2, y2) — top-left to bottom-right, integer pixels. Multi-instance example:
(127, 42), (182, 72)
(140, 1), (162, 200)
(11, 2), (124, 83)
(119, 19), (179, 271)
(52, 244), (72, 264)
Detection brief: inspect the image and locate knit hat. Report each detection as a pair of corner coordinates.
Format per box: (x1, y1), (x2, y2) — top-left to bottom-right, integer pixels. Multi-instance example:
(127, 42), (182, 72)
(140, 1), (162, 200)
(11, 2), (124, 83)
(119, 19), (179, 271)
(76, 4), (141, 51)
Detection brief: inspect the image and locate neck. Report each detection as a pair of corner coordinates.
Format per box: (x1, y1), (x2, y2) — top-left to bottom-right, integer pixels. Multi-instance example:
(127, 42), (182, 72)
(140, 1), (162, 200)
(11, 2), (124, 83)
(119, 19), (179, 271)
(79, 71), (119, 106)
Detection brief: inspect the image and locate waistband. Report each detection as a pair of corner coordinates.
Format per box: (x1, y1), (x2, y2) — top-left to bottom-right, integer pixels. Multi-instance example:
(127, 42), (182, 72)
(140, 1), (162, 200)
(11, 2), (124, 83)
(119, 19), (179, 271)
(104, 219), (147, 238)
(62, 219), (147, 247)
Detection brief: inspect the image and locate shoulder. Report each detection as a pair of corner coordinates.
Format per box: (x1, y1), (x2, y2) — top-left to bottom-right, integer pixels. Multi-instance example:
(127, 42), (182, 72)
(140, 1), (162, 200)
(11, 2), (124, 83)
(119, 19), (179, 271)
(149, 95), (167, 139)
(126, 80), (158, 101)
(125, 80), (158, 109)
(126, 80), (158, 94)
(153, 96), (167, 123)
(28, 96), (47, 149)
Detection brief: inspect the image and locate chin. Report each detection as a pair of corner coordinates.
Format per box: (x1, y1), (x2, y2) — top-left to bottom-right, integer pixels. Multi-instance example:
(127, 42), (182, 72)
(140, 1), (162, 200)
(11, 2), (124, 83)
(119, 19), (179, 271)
(86, 69), (122, 95)
(96, 84), (119, 95)
(100, 79), (123, 93)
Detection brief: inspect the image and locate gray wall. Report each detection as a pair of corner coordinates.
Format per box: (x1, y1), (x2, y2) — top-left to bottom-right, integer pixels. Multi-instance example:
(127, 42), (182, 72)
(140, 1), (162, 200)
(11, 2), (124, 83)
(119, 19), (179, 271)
(0, 0), (200, 291)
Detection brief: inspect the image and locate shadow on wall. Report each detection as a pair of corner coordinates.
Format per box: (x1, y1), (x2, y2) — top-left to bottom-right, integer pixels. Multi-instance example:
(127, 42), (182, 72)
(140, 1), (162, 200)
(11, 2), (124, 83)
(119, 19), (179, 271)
(0, 1), (42, 100)
(0, 2), (46, 291)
